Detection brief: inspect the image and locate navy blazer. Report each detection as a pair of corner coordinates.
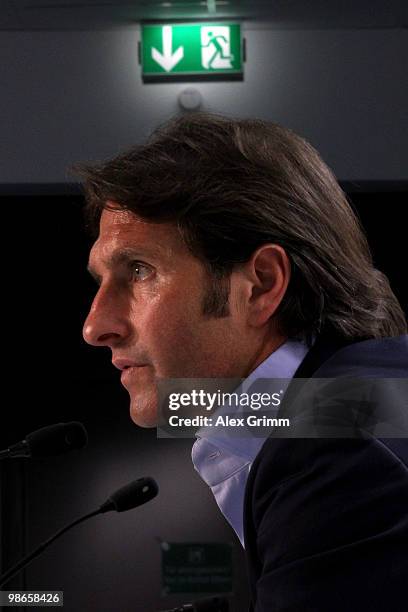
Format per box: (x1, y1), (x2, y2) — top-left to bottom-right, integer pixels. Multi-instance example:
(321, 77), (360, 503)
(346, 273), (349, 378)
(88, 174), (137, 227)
(243, 334), (408, 611)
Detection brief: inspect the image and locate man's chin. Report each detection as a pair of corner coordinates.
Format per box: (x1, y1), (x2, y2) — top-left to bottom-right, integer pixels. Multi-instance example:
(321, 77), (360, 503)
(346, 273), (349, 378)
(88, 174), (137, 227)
(129, 399), (158, 428)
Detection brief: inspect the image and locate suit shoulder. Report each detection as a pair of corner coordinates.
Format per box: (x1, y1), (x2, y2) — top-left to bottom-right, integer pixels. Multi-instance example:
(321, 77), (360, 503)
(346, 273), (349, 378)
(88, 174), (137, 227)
(315, 334), (408, 377)
(248, 437), (408, 506)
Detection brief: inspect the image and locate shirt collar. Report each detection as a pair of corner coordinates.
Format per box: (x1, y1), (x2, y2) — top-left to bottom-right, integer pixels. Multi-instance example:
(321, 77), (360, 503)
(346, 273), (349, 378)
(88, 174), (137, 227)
(192, 338), (310, 476)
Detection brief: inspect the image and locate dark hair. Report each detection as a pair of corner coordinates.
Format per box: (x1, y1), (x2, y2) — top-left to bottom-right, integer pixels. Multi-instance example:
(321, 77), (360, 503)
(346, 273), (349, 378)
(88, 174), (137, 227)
(73, 112), (407, 343)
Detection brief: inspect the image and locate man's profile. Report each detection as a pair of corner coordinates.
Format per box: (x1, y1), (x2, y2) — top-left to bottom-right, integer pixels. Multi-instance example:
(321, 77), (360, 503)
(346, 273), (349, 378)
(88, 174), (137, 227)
(75, 113), (408, 611)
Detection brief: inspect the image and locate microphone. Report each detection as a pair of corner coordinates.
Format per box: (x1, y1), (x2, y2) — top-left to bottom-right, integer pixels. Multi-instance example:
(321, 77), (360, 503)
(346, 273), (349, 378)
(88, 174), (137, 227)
(0, 476), (158, 587)
(160, 597), (229, 612)
(0, 422), (88, 459)
(99, 477), (159, 513)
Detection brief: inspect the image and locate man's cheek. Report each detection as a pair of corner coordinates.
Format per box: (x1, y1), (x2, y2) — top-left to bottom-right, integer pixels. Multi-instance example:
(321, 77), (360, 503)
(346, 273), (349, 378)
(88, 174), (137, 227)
(151, 304), (198, 344)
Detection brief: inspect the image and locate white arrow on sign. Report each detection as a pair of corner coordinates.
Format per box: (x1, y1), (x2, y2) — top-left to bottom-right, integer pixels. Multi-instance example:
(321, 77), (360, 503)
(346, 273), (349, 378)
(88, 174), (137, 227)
(151, 25), (184, 72)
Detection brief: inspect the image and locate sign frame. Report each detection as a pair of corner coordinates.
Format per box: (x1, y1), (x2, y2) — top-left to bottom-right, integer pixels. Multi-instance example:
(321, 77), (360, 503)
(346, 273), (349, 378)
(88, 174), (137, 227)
(140, 21), (244, 82)
(161, 541), (233, 596)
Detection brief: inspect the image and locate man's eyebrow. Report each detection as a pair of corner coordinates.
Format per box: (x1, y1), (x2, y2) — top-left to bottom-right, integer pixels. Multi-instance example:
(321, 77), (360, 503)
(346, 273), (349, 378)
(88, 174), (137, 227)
(108, 247), (152, 266)
(86, 247), (154, 281)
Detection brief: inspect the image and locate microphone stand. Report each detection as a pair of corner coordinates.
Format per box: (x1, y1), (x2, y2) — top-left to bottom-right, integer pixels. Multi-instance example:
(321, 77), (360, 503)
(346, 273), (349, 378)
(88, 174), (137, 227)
(0, 476), (158, 588)
(0, 509), (100, 588)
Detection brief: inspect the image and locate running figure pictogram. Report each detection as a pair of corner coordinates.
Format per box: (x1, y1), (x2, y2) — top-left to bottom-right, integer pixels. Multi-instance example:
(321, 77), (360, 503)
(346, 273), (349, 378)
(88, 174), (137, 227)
(202, 31), (234, 68)
(201, 26), (234, 70)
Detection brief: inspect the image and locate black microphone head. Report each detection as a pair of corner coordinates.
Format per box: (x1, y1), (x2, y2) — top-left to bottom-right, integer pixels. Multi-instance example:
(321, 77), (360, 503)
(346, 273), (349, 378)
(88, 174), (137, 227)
(101, 477), (159, 513)
(26, 422), (88, 457)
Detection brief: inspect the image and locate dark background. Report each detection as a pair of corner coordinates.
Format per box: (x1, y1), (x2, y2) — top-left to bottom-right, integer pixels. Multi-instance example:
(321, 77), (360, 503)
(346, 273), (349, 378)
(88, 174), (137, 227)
(0, 187), (406, 611)
(1, 188), (406, 442)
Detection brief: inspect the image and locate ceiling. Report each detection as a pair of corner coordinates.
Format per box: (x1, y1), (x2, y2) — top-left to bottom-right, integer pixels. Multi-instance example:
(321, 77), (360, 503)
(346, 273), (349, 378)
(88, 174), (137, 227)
(1, 0), (407, 30)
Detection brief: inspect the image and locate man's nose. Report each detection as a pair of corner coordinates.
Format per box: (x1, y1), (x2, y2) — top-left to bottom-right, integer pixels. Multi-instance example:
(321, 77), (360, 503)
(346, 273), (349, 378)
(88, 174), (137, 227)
(82, 285), (130, 348)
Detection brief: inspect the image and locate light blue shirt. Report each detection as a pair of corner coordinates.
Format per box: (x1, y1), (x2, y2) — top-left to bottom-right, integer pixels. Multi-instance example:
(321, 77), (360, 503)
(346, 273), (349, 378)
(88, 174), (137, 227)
(191, 339), (310, 546)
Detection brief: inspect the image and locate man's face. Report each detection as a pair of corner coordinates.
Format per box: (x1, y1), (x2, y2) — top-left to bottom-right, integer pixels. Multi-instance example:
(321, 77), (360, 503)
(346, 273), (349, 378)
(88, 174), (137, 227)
(83, 207), (256, 427)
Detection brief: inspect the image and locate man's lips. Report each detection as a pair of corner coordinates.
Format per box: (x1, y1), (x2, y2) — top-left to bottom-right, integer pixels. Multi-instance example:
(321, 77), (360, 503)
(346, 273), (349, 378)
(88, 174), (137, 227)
(112, 359), (150, 385)
(119, 364), (150, 387)
(112, 358), (139, 371)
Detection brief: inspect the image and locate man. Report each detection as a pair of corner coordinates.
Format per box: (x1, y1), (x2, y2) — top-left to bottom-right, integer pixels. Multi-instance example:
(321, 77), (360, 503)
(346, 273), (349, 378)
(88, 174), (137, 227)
(77, 113), (408, 611)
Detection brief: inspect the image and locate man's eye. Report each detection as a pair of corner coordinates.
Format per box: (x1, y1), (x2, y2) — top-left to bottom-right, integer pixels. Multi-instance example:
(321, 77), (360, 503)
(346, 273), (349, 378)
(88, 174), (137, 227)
(130, 263), (151, 281)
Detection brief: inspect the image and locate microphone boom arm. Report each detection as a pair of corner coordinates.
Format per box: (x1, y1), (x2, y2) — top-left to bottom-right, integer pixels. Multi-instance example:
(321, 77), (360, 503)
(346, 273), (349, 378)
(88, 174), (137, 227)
(0, 508), (101, 588)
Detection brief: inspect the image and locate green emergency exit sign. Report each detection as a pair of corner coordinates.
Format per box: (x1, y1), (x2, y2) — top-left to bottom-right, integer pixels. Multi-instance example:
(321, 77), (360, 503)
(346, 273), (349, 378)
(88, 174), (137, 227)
(141, 23), (243, 80)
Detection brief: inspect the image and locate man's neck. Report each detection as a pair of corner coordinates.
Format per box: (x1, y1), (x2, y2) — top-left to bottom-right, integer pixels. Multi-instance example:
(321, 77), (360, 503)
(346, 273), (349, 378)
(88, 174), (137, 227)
(245, 333), (288, 378)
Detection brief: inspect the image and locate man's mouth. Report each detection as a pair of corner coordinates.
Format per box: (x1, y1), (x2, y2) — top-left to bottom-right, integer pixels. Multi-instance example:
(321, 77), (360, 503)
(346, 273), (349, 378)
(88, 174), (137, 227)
(120, 365), (150, 386)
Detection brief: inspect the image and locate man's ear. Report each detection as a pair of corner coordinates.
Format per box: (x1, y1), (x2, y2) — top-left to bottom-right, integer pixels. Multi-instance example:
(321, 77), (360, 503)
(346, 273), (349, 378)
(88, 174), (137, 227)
(243, 244), (291, 327)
